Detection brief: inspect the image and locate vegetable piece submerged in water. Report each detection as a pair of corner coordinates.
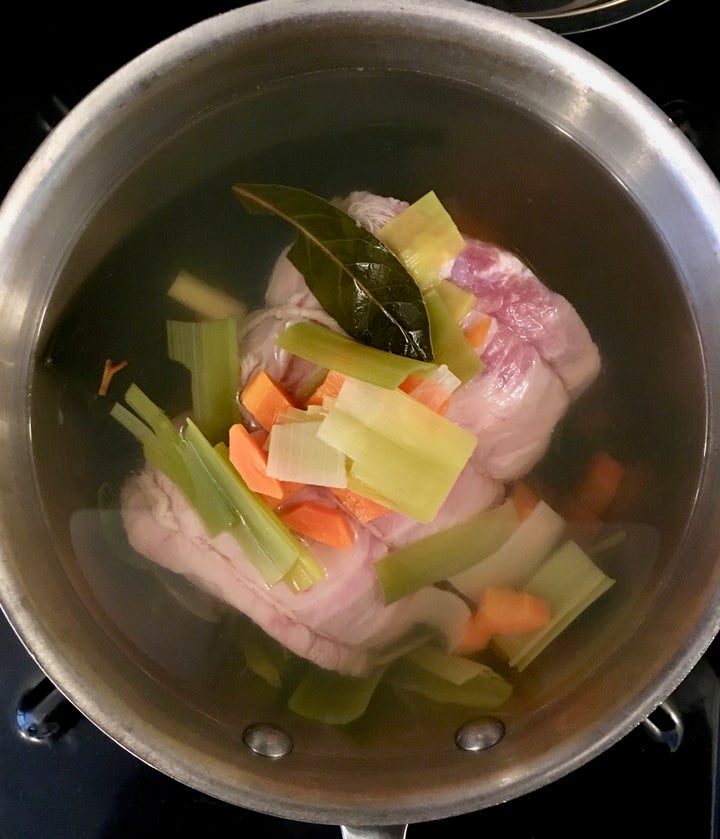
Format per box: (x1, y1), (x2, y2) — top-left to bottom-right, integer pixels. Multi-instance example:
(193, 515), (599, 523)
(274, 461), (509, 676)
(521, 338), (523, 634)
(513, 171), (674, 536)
(110, 186), (611, 724)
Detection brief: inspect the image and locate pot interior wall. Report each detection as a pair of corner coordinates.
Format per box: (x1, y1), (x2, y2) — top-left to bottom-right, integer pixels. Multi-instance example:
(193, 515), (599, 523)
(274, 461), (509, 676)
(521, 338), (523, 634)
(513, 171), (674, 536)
(2, 7), (717, 824)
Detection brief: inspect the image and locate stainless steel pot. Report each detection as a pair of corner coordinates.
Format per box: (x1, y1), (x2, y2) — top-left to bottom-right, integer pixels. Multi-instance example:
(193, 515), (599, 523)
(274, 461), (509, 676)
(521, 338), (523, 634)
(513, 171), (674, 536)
(2, 1), (720, 836)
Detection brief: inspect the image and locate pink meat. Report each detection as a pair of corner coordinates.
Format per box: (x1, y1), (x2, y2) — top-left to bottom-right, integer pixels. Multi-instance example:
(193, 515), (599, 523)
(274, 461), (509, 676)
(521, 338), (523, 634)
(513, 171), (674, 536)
(121, 468), (470, 675)
(445, 319), (569, 481)
(118, 191), (601, 676)
(450, 240), (601, 398)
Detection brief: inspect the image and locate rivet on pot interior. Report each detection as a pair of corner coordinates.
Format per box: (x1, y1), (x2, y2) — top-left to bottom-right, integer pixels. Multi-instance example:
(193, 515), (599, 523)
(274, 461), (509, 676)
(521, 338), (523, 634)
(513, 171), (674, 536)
(455, 717), (505, 752)
(242, 722), (294, 758)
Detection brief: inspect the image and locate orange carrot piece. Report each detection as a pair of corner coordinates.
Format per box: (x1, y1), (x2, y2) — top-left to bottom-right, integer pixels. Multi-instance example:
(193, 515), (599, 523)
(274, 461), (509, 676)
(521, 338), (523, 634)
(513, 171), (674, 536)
(399, 373), (451, 415)
(398, 373), (426, 394)
(278, 500), (355, 549)
(331, 486), (389, 523)
(306, 369), (347, 406)
(477, 587), (551, 635)
(465, 314), (492, 349)
(510, 480), (540, 522)
(228, 423), (284, 499)
(240, 370), (295, 431)
(453, 611), (494, 656)
(261, 480), (304, 510)
(575, 451), (626, 516)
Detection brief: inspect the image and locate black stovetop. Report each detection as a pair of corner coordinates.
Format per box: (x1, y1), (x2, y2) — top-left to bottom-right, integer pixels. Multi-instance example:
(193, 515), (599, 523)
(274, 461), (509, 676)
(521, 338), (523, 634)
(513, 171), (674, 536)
(2, 2), (720, 837)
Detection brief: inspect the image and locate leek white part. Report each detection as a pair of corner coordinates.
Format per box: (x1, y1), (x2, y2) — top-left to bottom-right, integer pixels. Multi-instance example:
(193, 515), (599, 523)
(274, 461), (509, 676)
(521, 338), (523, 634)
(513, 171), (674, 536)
(492, 540), (615, 671)
(266, 420), (347, 487)
(388, 586), (472, 652)
(449, 500), (566, 602)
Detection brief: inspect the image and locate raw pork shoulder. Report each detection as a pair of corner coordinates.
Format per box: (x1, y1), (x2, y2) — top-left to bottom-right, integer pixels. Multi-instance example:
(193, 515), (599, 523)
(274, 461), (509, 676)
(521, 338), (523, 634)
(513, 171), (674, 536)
(119, 191), (601, 676)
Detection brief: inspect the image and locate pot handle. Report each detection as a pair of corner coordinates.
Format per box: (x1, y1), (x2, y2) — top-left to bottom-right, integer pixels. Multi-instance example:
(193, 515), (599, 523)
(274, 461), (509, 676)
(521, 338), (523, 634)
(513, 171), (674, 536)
(340, 826), (408, 838)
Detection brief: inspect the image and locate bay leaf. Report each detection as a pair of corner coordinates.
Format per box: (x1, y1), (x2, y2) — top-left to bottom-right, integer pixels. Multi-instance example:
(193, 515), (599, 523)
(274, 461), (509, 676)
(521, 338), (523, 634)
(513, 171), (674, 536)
(232, 183), (433, 361)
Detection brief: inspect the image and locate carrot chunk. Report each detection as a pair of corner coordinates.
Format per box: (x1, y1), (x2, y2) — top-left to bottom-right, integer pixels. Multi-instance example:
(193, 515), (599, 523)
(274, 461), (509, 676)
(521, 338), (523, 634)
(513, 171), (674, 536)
(453, 611), (494, 655)
(331, 486), (389, 523)
(398, 373), (451, 414)
(307, 369), (347, 406)
(241, 370), (295, 431)
(465, 314), (492, 349)
(261, 481), (305, 510)
(279, 500), (355, 549)
(228, 423), (284, 499)
(477, 587), (551, 635)
(575, 451), (626, 516)
(510, 480), (540, 522)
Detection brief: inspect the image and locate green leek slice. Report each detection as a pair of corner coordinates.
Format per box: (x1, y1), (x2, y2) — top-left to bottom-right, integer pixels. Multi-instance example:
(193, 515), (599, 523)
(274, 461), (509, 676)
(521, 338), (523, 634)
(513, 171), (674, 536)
(374, 500), (519, 604)
(389, 658), (512, 709)
(317, 378), (477, 523)
(423, 285), (484, 383)
(287, 665), (387, 725)
(276, 321), (437, 388)
(435, 278), (477, 323)
(167, 318), (240, 444)
(492, 540), (615, 671)
(377, 191), (466, 290)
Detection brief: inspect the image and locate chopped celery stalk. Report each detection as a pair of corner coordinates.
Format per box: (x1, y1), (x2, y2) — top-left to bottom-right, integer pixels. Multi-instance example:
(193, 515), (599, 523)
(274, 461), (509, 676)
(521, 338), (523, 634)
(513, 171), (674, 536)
(374, 500), (519, 604)
(124, 383), (180, 439)
(172, 433), (237, 537)
(450, 500), (566, 602)
(492, 540), (615, 671)
(318, 379), (477, 523)
(404, 644), (489, 685)
(435, 278), (477, 323)
(109, 401), (155, 447)
(113, 388), (218, 527)
(184, 424), (323, 589)
(288, 665), (387, 725)
(167, 318), (240, 444)
(276, 322), (437, 389)
(266, 420), (347, 487)
(389, 658), (512, 709)
(281, 558), (326, 594)
(377, 191), (466, 290)
(167, 270), (248, 323)
(423, 285), (483, 383)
